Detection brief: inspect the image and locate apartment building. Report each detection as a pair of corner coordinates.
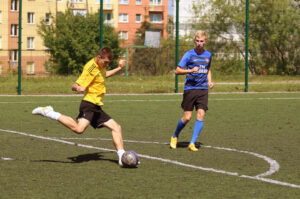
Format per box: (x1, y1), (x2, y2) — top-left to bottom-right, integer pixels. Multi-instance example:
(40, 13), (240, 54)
(0, 0), (168, 75)
(0, 0), (56, 75)
(117, 0), (168, 46)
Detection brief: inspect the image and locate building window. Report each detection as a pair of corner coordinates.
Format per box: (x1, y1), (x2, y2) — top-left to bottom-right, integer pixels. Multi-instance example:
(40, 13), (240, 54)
(119, 31), (128, 40)
(73, 0), (83, 3)
(10, 50), (18, 61)
(73, 10), (87, 17)
(150, 0), (161, 6)
(26, 62), (34, 74)
(136, 0), (142, 5)
(45, 13), (51, 25)
(136, 14), (142, 23)
(103, 13), (111, 21)
(27, 12), (34, 24)
(96, 0), (112, 4)
(27, 37), (34, 49)
(150, 14), (162, 23)
(57, 0), (62, 3)
(119, 0), (128, 5)
(11, 0), (19, 11)
(104, 13), (113, 26)
(11, 24), (18, 36)
(119, 14), (128, 23)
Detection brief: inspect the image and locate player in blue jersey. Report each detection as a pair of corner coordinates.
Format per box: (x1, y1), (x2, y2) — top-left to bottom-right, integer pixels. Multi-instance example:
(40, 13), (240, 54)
(170, 30), (214, 151)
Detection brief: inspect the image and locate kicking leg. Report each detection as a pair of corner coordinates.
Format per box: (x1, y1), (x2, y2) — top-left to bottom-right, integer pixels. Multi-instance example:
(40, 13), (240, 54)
(32, 106), (89, 134)
(58, 116), (90, 134)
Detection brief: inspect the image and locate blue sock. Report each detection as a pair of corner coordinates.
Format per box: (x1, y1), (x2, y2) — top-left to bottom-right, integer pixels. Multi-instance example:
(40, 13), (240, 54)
(190, 120), (204, 144)
(173, 119), (185, 138)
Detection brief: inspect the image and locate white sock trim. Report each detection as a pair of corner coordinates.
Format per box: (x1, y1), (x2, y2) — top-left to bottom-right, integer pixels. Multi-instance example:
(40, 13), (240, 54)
(46, 111), (62, 120)
(117, 149), (125, 159)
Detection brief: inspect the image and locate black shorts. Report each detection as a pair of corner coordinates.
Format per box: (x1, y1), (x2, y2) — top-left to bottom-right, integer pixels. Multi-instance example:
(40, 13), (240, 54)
(181, 89), (208, 111)
(76, 100), (111, 129)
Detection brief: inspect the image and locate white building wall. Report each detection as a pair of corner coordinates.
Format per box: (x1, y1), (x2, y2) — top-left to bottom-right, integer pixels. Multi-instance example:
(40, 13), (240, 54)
(172, 0), (207, 37)
(172, 0), (240, 41)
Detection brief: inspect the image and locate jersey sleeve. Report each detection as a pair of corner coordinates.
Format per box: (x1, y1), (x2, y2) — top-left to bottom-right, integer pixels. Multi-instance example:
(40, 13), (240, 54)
(207, 54), (212, 68)
(76, 62), (99, 88)
(178, 52), (190, 68)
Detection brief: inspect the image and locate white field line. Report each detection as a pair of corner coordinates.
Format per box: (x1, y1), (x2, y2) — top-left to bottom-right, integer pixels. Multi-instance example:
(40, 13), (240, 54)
(1, 97), (300, 104)
(1, 128), (300, 189)
(61, 137), (279, 177)
(1, 91), (300, 98)
(1, 157), (13, 160)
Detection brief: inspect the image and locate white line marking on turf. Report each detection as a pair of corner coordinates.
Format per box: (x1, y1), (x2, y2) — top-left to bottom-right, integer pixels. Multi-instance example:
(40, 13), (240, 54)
(1, 128), (300, 189)
(1, 157), (13, 160)
(61, 137), (279, 177)
(1, 91), (300, 97)
(1, 97), (300, 104)
(204, 145), (280, 177)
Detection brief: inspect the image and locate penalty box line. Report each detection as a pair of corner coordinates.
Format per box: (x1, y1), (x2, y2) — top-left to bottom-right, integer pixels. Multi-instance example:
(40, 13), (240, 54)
(0, 128), (300, 189)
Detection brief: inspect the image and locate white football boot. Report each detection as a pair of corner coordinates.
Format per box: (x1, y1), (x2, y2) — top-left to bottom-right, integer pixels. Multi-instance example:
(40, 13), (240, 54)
(32, 106), (54, 117)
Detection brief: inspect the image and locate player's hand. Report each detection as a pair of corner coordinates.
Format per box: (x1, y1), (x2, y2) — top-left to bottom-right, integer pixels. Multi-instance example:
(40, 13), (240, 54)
(72, 83), (85, 93)
(76, 86), (86, 93)
(191, 67), (199, 73)
(208, 82), (214, 89)
(118, 59), (126, 69)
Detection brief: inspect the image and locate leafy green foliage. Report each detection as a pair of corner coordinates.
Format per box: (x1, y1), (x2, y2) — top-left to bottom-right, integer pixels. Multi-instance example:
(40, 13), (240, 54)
(130, 39), (192, 75)
(38, 11), (122, 75)
(192, 0), (300, 75)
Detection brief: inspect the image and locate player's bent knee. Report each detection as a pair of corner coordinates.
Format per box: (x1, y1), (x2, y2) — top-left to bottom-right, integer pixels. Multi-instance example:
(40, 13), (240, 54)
(73, 127), (85, 134)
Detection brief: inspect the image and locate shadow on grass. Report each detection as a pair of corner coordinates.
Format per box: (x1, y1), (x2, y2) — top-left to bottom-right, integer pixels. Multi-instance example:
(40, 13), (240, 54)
(176, 142), (203, 148)
(32, 152), (118, 164)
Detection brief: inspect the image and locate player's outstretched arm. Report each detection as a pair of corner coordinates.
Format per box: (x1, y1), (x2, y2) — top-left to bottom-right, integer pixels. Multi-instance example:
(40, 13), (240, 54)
(106, 60), (125, 77)
(72, 83), (86, 93)
(175, 66), (199, 75)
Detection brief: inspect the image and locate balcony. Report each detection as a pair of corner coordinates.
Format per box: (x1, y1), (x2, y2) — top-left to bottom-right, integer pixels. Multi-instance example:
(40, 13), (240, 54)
(103, 4), (113, 10)
(104, 20), (114, 27)
(150, 23), (164, 30)
(149, 5), (164, 12)
(69, 3), (113, 11)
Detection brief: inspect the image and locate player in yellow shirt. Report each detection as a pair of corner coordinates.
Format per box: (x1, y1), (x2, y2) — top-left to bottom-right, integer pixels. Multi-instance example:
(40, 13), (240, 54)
(32, 47), (126, 166)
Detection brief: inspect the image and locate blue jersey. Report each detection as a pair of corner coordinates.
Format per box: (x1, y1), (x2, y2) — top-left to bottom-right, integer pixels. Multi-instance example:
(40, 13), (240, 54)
(179, 49), (212, 91)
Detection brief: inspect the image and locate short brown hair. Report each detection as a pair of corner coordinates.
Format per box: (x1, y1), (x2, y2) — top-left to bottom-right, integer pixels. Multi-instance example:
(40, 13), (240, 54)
(98, 47), (114, 60)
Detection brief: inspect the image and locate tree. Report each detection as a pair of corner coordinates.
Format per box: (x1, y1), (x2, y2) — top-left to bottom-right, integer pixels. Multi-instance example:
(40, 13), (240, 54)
(38, 11), (122, 75)
(192, 0), (300, 75)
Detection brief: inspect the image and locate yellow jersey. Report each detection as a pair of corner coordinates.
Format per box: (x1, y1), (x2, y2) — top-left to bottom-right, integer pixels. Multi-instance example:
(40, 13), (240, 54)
(76, 58), (106, 106)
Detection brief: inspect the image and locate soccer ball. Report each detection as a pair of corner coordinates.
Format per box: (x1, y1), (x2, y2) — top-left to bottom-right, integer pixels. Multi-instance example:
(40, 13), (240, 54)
(121, 151), (139, 168)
